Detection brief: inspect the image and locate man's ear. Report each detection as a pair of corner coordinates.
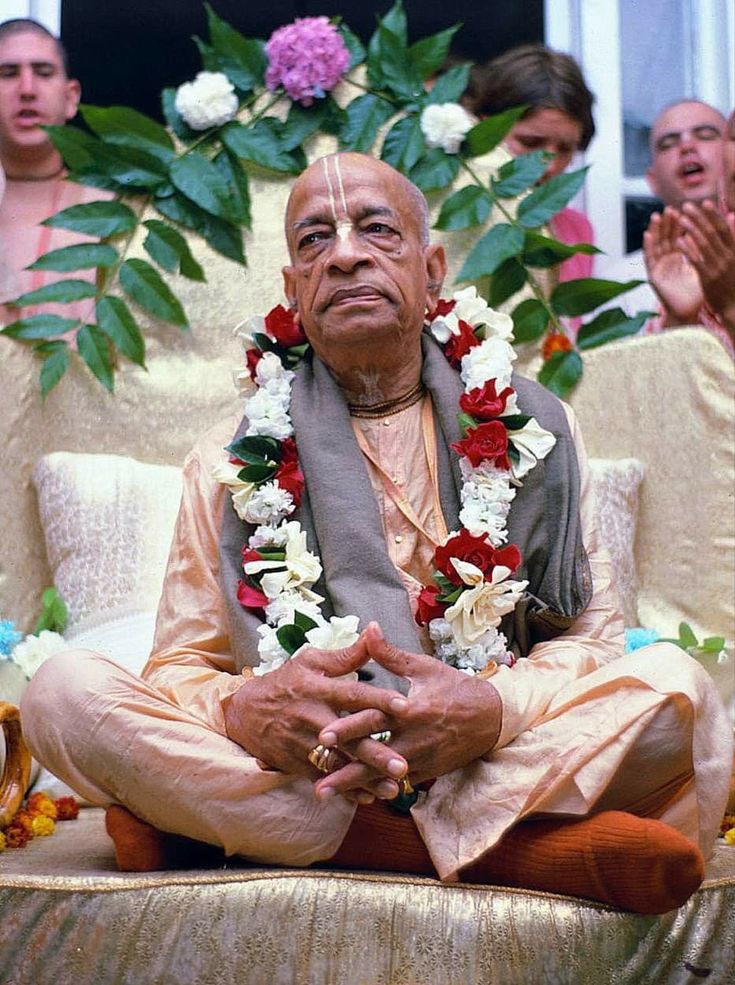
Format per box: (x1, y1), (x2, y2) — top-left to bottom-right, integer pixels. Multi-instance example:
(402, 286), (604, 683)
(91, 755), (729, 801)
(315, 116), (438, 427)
(424, 243), (447, 311)
(64, 79), (81, 122)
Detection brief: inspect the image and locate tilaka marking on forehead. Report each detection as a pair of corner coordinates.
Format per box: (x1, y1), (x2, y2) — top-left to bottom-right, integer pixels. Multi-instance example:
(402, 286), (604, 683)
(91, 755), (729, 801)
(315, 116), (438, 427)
(321, 156), (353, 242)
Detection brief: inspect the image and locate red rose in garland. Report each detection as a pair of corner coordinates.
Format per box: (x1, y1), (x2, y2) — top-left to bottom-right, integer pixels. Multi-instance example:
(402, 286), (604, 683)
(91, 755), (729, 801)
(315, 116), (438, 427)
(237, 580), (269, 609)
(275, 437), (305, 506)
(434, 530), (499, 585)
(416, 585), (447, 624)
(451, 420), (511, 469)
(427, 298), (456, 320)
(459, 379), (515, 421)
(444, 319), (480, 367)
(265, 304), (307, 347)
(246, 347), (264, 380)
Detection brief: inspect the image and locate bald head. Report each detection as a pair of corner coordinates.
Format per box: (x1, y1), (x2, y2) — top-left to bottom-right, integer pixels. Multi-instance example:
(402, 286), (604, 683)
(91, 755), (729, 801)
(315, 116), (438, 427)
(647, 99), (726, 206)
(285, 152), (430, 257)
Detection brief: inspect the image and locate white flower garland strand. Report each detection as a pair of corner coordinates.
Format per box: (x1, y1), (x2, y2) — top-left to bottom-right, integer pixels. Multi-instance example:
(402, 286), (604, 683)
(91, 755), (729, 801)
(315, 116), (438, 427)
(216, 287), (556, 675)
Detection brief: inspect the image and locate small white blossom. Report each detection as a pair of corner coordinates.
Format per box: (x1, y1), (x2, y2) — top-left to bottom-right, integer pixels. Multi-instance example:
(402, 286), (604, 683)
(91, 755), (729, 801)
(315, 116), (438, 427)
(243, 482), (294, 525)
(420, 102), (475, 154)
(444, 568), (528, 648)
(428, 618), (453, 643)
(245, 388), (293, 441)
(461, 337), (516, 391)
(249, 523), (288, 549)
(507, 419), (557, 480)
(246, 520), (322, 596)
(174, 71), (238, 130)
(453, 287), (514, 341)
(254, 624), (290, 675)
(11, 631), (66, 679)
(265, 593), (324, 627)
(305, 615), (360, 651)
(255, 352), (294, 389)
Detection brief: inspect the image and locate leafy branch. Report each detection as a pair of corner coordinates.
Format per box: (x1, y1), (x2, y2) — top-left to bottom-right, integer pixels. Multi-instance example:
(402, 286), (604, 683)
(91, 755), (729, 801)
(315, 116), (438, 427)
(1, 0), (647, 398)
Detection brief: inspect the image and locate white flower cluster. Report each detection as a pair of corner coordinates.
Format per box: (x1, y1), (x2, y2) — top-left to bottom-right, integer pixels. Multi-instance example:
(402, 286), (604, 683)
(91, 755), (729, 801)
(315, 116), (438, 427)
(174, 71), (239, 131)
(420, 102), (475, 154)
(428, 618), (514, 674)
(11, 630), (67, 679)
(458, 458), (516, 543)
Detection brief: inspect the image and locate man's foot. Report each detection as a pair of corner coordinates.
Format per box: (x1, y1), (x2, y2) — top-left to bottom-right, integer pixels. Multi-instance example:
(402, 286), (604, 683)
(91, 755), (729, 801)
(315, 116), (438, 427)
(460, 810), (705, 915)
(105, 805), (226, 872)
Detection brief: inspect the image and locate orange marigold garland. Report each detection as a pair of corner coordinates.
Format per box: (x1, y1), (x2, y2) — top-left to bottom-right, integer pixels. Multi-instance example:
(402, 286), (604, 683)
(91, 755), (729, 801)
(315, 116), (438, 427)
(0, 791), (78, 852)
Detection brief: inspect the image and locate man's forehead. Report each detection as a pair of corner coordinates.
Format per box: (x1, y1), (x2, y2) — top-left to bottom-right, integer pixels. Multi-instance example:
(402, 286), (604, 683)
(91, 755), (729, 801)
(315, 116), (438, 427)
(288, 158), (412, 223)
(0, 30), (63, 68)
(653, 102), (724, 138)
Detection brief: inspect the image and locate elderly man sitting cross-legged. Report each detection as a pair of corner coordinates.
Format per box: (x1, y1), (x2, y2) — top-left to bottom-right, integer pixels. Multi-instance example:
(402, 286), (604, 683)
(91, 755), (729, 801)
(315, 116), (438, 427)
(21, 152), (731, 915)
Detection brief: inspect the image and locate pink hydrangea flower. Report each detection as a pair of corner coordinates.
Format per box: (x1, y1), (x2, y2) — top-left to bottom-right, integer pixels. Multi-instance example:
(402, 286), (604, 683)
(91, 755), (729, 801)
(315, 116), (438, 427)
(265, 17), (350, 106)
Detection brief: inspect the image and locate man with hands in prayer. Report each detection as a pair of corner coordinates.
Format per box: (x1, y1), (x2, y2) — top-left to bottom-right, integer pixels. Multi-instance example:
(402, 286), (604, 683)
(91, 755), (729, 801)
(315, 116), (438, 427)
(22, 152), (732, 916)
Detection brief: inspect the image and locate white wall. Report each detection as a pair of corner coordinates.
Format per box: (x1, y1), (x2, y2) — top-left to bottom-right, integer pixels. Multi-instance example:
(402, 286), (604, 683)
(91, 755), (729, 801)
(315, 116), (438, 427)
(3, 0), (60, 33)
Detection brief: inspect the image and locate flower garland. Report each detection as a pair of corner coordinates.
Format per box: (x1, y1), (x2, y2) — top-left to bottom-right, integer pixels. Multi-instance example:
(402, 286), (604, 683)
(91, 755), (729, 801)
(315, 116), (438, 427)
(215, 287), (556, 675)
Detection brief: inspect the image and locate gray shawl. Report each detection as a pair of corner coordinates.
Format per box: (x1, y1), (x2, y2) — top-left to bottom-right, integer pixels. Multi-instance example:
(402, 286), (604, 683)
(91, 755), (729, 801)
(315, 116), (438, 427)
(220, 333), (592, 689)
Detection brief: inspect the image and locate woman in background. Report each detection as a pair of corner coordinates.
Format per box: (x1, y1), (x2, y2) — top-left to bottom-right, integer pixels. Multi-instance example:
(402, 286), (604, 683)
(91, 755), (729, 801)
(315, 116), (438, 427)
(466, 43), (596, 285)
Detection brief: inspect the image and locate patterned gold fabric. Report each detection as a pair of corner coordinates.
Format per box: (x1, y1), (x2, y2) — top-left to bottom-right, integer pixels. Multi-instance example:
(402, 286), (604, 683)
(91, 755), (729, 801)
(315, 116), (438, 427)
(1, 809), (733, 984)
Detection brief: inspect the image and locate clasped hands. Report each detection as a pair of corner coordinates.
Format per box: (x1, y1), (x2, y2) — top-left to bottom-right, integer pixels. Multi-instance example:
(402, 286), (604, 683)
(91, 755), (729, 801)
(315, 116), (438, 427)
(223, 621), (502, 805)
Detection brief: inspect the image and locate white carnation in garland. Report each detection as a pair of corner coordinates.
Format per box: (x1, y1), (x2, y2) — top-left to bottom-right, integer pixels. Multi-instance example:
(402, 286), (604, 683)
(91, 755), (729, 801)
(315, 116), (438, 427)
(244, 387), (293, 441)
(249, 523), (289, 550)
(420, 102), (475, 154)
(243, 482), (294, 525)
(255, 352), (295, 389)
(174, 71), (238, 130)
(253, 624), (290, 675)
(461, 337), (517, 391)
(265, 591), (324, 627)
(304, 615), (360, 651)
(459, 459), (517, 544)
(11, 630), (67, 679)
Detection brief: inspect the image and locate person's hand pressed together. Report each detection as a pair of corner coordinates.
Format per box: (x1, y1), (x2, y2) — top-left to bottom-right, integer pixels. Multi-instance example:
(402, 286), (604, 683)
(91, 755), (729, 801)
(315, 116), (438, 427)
(313, 622), (502, 801)
(643, 206), (704, 325)
(676, 200), (735, 333)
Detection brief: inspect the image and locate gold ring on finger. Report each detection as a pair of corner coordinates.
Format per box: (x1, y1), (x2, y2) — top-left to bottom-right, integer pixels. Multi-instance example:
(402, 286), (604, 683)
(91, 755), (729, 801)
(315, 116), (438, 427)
(307, 743), (338, 774)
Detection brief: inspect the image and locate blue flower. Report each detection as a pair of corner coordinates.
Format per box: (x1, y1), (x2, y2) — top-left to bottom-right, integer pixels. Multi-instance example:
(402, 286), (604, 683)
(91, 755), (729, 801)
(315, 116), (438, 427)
(0, 619), (23, 658)
(625, 627), (661, 653)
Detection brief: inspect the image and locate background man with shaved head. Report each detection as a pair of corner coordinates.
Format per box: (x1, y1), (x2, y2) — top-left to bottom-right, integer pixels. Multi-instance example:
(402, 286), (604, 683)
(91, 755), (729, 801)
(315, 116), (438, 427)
(23, 152), (730, 916)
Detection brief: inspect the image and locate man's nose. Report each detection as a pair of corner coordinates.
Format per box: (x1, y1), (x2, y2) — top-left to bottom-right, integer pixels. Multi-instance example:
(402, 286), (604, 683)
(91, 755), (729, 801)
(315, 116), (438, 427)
(18, 66), (38, 97)
(327, 225), (372, 271)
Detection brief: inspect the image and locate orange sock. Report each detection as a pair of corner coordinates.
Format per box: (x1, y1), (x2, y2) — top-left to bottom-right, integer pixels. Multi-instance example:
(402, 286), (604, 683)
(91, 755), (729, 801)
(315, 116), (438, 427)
(461, 810), (705, 915)
(105, 805), (225, 872)
(328, 800), (437, 876)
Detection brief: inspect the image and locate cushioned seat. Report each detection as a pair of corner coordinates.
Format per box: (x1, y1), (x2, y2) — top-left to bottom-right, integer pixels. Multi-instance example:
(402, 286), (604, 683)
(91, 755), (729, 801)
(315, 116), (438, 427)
(1, 808), (733, 985)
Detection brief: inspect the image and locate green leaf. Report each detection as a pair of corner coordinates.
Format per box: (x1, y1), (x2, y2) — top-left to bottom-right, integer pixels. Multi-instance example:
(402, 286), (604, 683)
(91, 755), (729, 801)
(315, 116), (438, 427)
(491, 151), (548, 198)
(80, 104), (175, 162)
(457, 411), (475, 435)
(1, 314), (79, 339)
(282, 100), (335, 151)
(466, 106), (528, 158)
(221, 119), (304, 174)
(380, 115), (426, 174)
(155, 191), (245, 265)
(517, 167), (589, 229)
(522, 230), (599, 268)
(44, 125), (119, 191)
(512, 298), (549, 342)
(213, 150), (252, 229)
(77, 324), (114, 391)
(169, 152), (239, 222)
(457, 223), (525, 282)
(339, 23), (366, 69)
(34, 586), (69, 634)
(35, 340), (70, 397)
(576, 307), (652, 350)
(143, 219), (205, 281)
(434, 185), (492, 231)
(276, 624), (307, 657)
(226, 434), (282, 464)
(74, 140), (170, 191)
(678, 622), (699, 649)
(13, 279), (97, 307)
(551, 278), (645, 317)
(96, 296), (146, 366)
(203, 2), (266, 93)
(161, 88), (199, 143)
(537, 349), (583, 398)
(119, 258), (188, 327)
(700, 635), (726, 653)
(27, 242), (118, 272)
(339, 93), (395, 153)
(42, 200), (138, 238)
(408, 25), (460, 80)
(500, 413), (532, 431)
(409, 147), (460, 192)
(426, 63), (472, 105)
(239, 463), (278, 483)
(488, 257), (527, 306)
(369, 23), (422, 100)
(293, 611), (319, 633)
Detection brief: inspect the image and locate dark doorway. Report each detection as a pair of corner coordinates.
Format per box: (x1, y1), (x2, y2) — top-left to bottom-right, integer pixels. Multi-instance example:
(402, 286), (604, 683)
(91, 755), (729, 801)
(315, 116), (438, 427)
(61, 0), (544, 120)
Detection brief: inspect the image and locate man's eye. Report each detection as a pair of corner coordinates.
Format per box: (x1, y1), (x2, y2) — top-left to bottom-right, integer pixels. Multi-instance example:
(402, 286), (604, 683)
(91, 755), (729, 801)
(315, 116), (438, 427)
(299, 231), (327, 248)
(36, 67), (56, 78)
(365, 223), (394, 235)
(517, 137), (544, 150)
(694, 127), (721, 141)
(0, 68), (17, 78)
(657, 136), (677, 152)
